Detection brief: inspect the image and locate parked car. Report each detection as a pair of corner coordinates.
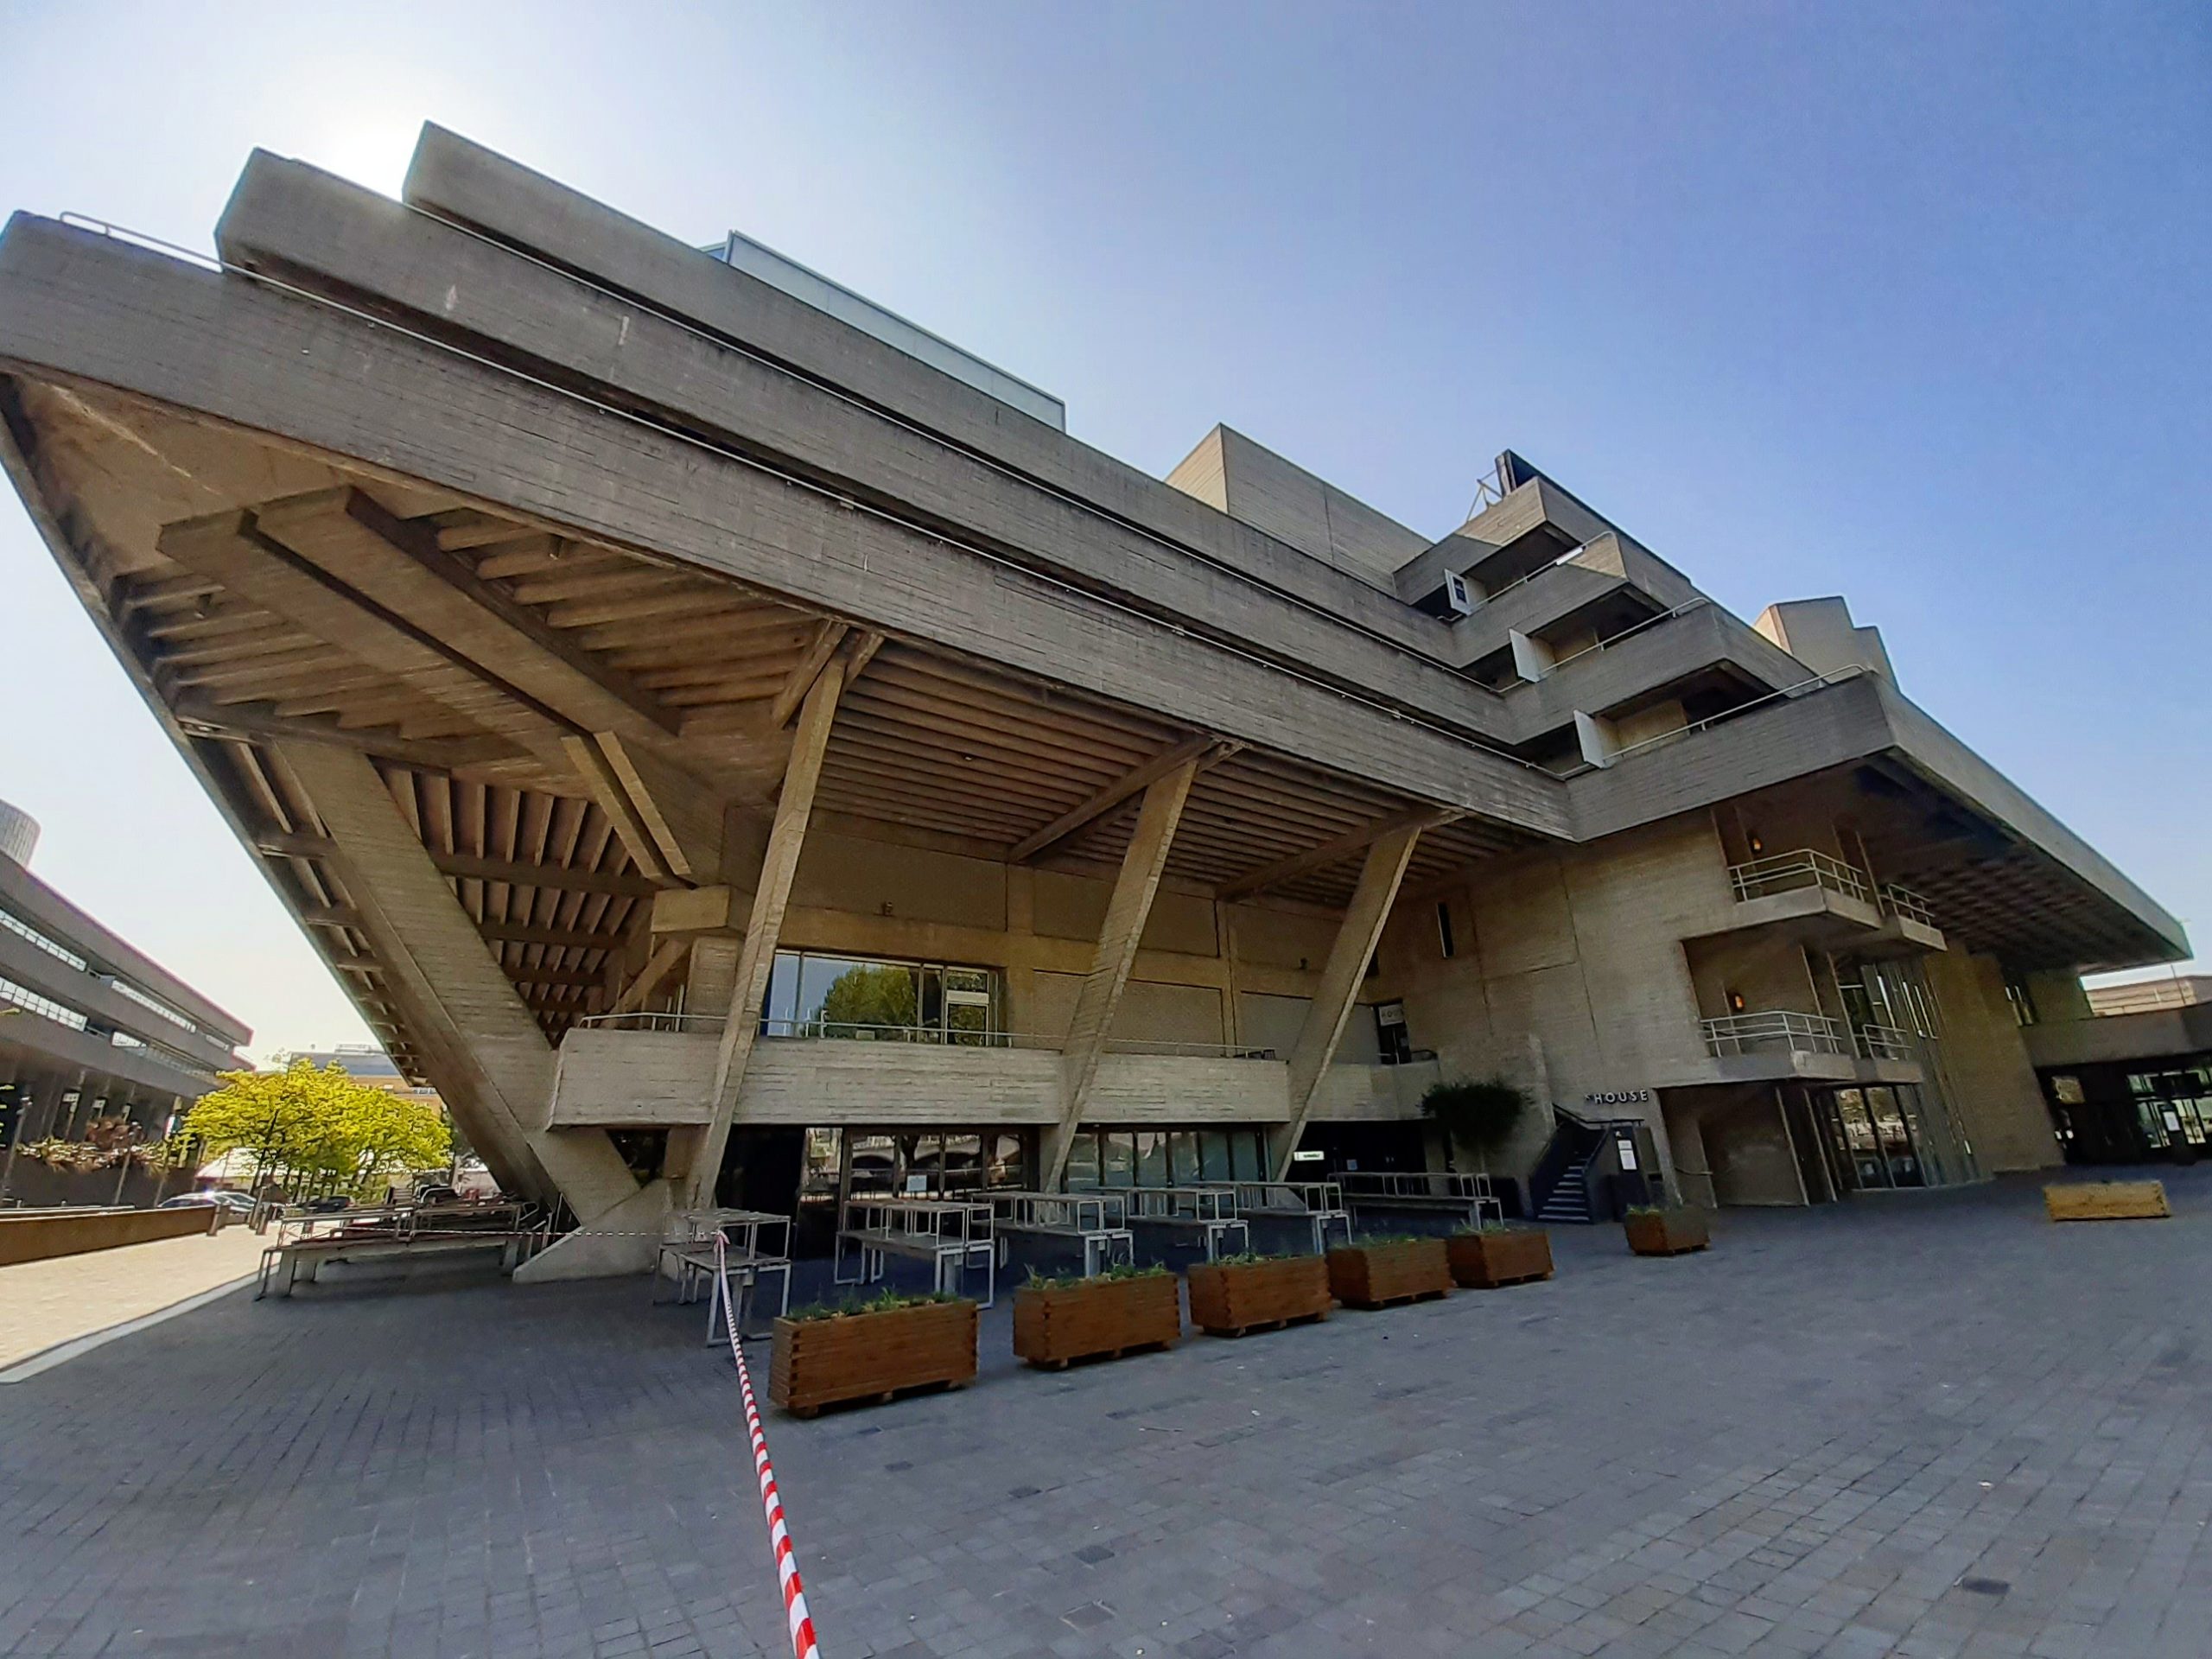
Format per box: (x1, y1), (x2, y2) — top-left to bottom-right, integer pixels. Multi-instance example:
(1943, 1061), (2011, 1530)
(159, 1191), (255, 1216)
(412, 1184), (461, 1206)
(300, 1195), (353, 1214)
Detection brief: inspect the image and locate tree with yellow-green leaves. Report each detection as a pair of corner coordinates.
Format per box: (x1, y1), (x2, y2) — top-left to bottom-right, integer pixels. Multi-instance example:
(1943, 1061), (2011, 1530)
(185, 1058), (451, 1197)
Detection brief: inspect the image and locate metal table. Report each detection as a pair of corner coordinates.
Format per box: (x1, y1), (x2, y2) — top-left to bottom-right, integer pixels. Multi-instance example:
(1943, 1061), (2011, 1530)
(652, 1207), (794, 1341)
(1120, 1185), (1252, 1264)
(989, 1191), (1135, 1279)
(835, 1195), (996, 1306)
(1338, 1171), (1502, 1232)
(1230, 1180), (1352, 1255)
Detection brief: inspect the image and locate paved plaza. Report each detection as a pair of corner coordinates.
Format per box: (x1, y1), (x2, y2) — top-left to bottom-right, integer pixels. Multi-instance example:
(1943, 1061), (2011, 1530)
(5, 1174), (2212, 1658)
(0, 1226), (268, 1372)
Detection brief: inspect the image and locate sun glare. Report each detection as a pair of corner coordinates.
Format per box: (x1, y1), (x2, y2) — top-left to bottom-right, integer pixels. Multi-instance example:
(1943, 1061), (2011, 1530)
(308, 111), (424, 200)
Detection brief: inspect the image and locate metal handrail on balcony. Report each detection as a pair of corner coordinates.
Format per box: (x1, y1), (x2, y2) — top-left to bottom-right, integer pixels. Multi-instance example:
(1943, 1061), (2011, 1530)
(1700, 1010), (1847, 1058)
(569, 1014), (1276, 1058)
(1856, 1023), (1917, 1062)
(1727, 849), (1875, 906)
(1879, 884), (1936, 928)
(574, 1011), (727, 1033)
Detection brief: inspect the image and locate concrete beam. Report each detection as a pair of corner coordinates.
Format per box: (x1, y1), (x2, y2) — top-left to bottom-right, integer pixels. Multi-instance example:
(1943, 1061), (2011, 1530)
(1217, 806), (1458, 901)
(1268, 824), (1424, 1178)
(255, 486), (677, 743)
(1041, 758), (1198, 1187)
(688, 655), (846, 1206)
(272, 741), (640, 1218)
(157, 507), (572, 766)
(1008, 735), (1235, 864)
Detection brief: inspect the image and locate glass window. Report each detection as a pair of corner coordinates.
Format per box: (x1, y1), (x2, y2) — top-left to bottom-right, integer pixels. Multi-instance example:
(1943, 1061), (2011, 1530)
(988, 1133), (1027, 1188)
(847, 1133), (899, 1194)
(1064, 1131), (1100, 1190)
(1135, 1130), (1169, 1186)
(1166, 1130), (1200, 1185)
(808, 957), (918, 1036)
(1101, 1131), (1136, 1187)
(1198, 1130), (1234, 1183)
(764, 954), (800, 1029)
(766, 950), (999, 1039)
(1230, 1130), (1266, 1182)
(941, 1132), (984, 1190)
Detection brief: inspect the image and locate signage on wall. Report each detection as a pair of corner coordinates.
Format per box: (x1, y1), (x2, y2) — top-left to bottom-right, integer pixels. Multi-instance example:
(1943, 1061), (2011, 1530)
(1586, 1090), (1651, 1107)
(1291, 1148), (1326, 1163)
(1616, 1137), (1639, 1171)
(1376, 1001), (1406, 1027)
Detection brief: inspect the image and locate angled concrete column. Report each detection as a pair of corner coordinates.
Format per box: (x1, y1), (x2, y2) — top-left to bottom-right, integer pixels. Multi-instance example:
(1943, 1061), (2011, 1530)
(686, 654), (846, 1208)
(1268, 824), (1425, 1178)
(1040, 758), (1200, 1188)
(275, 741), (640, 1222)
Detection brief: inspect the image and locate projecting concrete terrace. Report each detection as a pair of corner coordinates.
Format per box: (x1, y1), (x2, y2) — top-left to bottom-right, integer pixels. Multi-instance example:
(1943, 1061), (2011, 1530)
(8, 1174), (2212, 1657)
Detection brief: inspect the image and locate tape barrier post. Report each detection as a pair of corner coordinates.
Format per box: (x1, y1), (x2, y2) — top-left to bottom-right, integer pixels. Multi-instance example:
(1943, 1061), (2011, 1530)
(715, 1230), (823, 1659)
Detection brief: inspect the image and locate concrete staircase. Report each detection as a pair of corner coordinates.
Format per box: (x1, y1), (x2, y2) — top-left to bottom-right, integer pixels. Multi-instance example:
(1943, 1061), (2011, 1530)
(1535, 1154), (1597, 1224)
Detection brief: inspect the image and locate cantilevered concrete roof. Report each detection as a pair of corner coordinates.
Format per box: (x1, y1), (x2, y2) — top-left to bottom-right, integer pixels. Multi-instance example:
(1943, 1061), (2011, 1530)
(0, 124), (2186, 1072)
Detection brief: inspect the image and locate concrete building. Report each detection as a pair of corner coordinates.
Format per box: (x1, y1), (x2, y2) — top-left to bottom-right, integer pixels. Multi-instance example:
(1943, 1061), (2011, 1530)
(0, 127), (2184, 1274)
(0, 798), (251, 1194)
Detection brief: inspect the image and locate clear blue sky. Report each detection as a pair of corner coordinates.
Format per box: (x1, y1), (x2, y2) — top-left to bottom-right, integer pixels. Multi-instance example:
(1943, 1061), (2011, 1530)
(2, 1), (2205, 1056)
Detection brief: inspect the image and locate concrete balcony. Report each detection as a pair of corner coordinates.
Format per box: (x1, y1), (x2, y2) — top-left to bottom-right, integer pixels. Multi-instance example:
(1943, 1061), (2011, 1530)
(1682, 850), (1945, 955)
(1693, 1009), (1858, 1084)
(1660, 1010), (1925, 1089)
(544, 1021), (1433, 1131)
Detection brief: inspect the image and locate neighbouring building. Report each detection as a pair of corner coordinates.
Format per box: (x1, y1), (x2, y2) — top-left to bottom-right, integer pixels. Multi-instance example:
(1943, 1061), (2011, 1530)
(0, 126), (2184, 1275)
(2023, 976), (2212, 1164)
(283, 1042), (445, 1109)
(0, 798), (251, 1198)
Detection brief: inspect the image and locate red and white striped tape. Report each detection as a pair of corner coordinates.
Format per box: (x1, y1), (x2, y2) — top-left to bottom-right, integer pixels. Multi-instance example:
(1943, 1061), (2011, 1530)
(715, 1230), (823, 1659)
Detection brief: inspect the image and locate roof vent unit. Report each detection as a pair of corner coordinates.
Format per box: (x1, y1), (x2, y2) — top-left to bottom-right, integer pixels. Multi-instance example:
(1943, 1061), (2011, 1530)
(1414, 569), (1478, 621)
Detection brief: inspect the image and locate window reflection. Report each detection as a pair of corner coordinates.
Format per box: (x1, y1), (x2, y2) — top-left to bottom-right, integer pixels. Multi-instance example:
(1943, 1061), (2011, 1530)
(761, 950), (1001, 1041)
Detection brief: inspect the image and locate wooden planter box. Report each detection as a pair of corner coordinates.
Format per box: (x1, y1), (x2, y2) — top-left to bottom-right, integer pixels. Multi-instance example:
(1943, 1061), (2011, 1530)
(2045, 1181), (2170, 1222)
(1326, 1238), (1452, 1308)
(1186, 1255), (1332, 1338)
(1624, 1208), (1710, 1256)
(1013, 1271), (1181, 1369)
(769, 1299), (977, 1417)
(1447, 1228), (1554, 1288)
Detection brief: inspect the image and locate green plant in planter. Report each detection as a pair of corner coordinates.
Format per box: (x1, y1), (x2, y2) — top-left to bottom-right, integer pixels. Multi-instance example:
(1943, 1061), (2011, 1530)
(1420, 1075), (1531, 1165)
(785, 1288), (958, 1322)
(1022, 1262), (1172, 1291)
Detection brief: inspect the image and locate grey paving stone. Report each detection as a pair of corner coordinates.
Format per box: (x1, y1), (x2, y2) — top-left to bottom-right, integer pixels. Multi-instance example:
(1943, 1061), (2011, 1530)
(7, 1173), (2212, 1657)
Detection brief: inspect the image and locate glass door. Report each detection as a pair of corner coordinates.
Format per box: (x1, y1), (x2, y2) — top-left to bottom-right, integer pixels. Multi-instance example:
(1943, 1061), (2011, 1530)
(1864, 1086), (1925, 1187)
(1822, 1088), (1886, 1190)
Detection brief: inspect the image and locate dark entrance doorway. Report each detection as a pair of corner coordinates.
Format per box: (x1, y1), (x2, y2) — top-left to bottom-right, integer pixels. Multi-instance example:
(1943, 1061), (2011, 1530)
(719, 1126), (804, 1216)
(1292, 1120), (1430, 1177)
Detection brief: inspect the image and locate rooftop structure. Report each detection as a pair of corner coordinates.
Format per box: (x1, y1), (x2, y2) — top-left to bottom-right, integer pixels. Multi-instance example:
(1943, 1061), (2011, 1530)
(0, 125), (2183, 1270)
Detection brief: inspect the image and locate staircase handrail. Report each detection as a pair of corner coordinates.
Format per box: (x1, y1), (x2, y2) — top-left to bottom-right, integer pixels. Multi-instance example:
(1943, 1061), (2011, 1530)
(1527, 1103), (1607, 1219)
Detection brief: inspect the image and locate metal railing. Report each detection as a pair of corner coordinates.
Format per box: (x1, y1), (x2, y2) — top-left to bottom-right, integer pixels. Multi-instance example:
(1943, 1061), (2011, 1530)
(1728, 849), (1874, 906)
(1700, 1010), (1848, 1058)
(1546, 596), (1711, 672)
(572, 1014), (1277, 1059)
(575, 1010), (725, 1033)
(1879, 884), (1937, 928)
(1856, 1023), (1917, 1062)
